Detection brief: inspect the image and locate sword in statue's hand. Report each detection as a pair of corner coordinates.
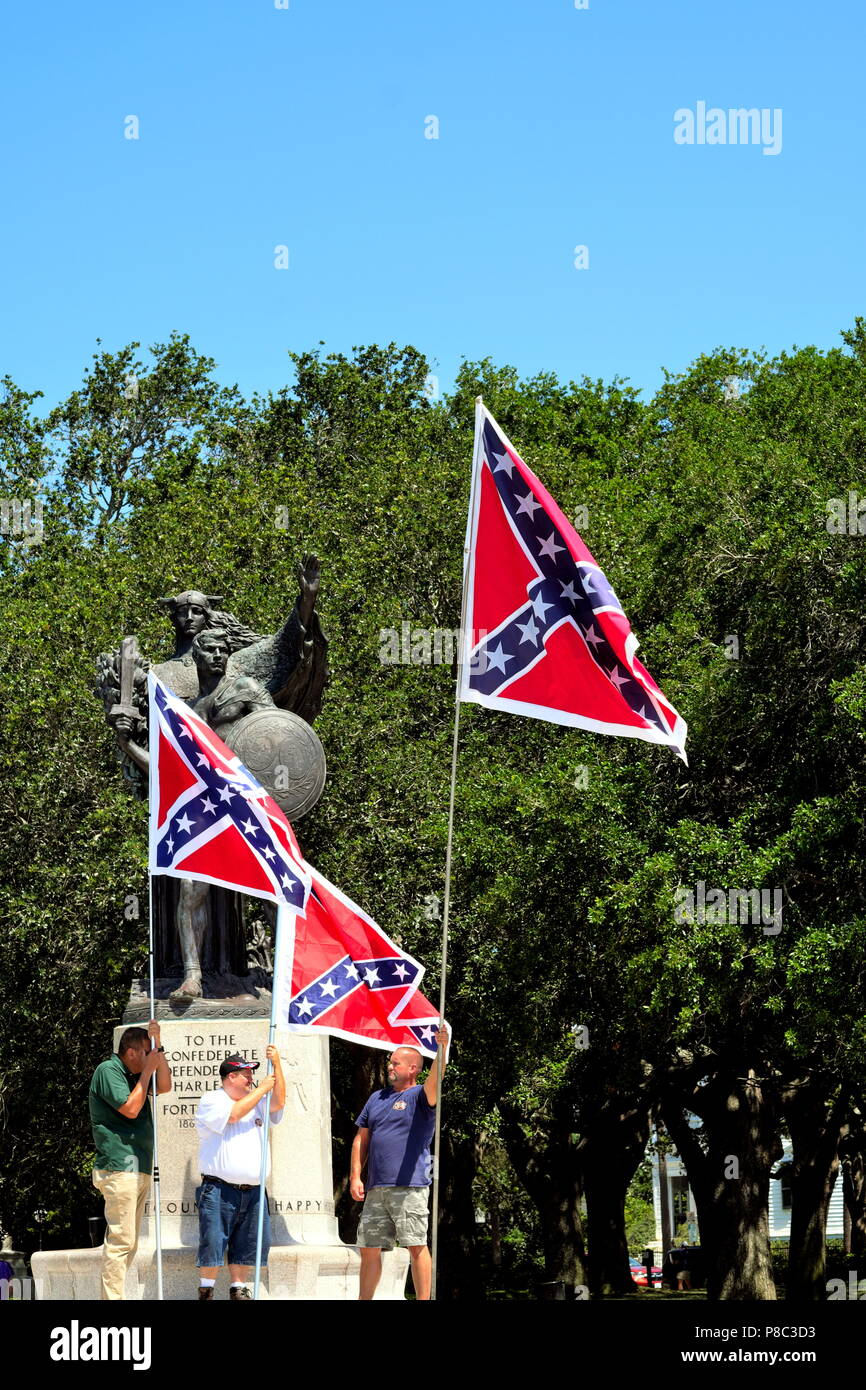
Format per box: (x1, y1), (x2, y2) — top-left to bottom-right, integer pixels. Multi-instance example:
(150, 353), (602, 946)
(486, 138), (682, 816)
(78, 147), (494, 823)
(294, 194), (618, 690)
(109, 635), (148, 772)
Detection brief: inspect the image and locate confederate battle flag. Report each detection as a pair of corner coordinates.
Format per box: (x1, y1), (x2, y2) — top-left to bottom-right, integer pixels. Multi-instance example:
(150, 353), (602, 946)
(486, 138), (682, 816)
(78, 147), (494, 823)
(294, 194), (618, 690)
(147, 672), (311, 909)
(275, 867), (443, 1059)
(459, 401), (688, 761)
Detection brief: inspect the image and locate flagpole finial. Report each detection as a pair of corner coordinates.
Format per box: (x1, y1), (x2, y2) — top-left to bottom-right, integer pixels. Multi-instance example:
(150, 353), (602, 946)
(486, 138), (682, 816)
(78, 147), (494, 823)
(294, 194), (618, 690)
(475, 395), (483, 406)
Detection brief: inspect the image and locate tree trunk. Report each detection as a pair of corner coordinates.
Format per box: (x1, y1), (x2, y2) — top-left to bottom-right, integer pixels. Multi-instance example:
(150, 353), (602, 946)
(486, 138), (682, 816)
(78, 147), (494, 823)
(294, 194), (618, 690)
(582, 1097), (651, 1295)
(841, 1115), (866, 1261)
(782, 1080), (847, 1301)
(435, 1132), (482, 1300)
(660, 1096), (718, 1263)
(499, 1099), (587, 1288)
(663, 1065), (781, 1300)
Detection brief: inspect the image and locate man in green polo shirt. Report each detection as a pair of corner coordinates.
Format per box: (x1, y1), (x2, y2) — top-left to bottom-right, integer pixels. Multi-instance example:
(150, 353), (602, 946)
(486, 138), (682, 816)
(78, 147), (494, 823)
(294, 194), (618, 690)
(89, 1021), (172, 1300)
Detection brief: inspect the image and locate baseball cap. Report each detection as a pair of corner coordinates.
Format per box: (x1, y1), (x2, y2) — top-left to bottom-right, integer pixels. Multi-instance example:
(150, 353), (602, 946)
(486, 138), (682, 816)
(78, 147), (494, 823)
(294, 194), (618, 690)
(219, 1053), (260, 1078)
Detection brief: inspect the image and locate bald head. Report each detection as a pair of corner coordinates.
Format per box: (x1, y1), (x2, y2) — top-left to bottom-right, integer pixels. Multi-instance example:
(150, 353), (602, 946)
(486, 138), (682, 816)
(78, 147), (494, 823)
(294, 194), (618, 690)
(393, 1047), (422, 1069)
(387, 1046), (423, 1091)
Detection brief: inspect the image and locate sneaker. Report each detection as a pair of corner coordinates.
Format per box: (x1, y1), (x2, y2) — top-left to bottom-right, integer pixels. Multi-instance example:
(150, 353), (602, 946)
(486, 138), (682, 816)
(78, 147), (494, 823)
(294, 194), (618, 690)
(198, 1286), (214, 1300)
(230, 1285), (252, 1300)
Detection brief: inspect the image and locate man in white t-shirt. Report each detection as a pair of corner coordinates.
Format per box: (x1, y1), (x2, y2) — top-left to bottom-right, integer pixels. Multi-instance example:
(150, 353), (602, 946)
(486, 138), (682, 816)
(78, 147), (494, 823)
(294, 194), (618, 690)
(195, 1046), (285, 1300)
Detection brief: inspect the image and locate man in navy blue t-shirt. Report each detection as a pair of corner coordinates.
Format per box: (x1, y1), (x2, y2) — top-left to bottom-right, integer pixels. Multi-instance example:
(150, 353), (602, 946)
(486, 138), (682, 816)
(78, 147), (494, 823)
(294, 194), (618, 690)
(350, 1025), (449, 1300)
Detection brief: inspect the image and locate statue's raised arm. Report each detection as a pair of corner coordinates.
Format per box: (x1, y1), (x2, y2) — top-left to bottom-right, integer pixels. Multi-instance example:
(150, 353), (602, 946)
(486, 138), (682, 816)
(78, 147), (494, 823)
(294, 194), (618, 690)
(296, 553), (320, 632)
(225, 554), (328, 723)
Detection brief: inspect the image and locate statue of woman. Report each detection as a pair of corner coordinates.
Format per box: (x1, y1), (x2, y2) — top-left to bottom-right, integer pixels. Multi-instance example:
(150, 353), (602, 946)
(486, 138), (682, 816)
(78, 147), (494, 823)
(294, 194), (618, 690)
(154, 556), (327, 720)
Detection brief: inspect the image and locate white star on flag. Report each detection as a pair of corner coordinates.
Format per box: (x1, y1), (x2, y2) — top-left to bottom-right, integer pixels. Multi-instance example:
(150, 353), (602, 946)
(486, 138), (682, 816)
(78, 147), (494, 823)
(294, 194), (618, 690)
(516, 491), (541, 518)
(486, 642), (513, 674)
(516, 616), (540, 646)
(538, 531), (565, 561)
(532, 592), (554, 622)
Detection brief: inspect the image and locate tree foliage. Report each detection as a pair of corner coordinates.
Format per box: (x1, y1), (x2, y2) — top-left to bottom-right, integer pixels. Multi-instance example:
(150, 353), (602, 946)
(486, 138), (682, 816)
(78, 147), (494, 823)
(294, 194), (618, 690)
(1, 325), (865, 1299)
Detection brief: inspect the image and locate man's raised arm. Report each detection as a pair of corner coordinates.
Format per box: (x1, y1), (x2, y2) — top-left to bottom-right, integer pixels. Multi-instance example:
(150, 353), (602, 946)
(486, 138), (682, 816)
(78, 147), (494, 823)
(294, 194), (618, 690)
(229, 1075), (276, 1123)
(116, 1050), (161, 1119)
(149, 1020), (172, 1095)
(267, 1044), (286, 1114)
(422, 1025), (450, 1107)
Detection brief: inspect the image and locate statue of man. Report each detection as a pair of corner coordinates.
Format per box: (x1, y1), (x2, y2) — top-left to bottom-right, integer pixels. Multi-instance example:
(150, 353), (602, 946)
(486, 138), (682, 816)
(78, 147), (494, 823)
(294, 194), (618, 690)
(96, 557), (327, 999)
(189, 629), (274, 730)
(109, 628), (281, 1000)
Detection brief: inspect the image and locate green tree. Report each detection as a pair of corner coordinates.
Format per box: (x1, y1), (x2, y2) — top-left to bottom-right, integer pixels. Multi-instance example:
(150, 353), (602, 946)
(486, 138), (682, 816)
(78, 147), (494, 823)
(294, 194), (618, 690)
(2, 327), (866, 1309)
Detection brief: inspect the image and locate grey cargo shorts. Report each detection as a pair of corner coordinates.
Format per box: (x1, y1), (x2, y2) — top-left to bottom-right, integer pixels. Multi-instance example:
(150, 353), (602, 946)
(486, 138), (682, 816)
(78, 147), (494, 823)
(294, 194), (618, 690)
(357, 1186), (430, 1250)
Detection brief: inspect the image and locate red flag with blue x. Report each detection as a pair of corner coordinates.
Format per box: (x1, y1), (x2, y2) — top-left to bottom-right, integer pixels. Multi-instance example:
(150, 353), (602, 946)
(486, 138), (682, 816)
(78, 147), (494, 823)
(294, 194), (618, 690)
(459, 402), (687, 761)
(276, 867), (442, 1058)
(147, 673), (311, 908)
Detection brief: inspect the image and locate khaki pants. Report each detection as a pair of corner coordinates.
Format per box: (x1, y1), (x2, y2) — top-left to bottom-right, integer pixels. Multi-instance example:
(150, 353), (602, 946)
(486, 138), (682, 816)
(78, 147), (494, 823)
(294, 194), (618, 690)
(92, 1169), (151, 1300)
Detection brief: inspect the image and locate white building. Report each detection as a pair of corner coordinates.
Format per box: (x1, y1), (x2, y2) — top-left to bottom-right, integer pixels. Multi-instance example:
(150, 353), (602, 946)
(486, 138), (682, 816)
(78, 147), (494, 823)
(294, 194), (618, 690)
(650, 1139), (845, 1249)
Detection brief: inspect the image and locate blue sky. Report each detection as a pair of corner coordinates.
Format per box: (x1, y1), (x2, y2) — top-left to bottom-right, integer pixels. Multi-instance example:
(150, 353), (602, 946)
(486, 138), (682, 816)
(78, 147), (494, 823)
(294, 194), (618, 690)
(1, 0), (862, 409)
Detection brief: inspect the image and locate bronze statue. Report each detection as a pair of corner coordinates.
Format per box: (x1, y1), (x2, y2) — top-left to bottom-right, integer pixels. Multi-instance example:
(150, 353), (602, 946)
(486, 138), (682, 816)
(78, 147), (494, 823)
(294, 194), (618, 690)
(96, 558), (328, 1002)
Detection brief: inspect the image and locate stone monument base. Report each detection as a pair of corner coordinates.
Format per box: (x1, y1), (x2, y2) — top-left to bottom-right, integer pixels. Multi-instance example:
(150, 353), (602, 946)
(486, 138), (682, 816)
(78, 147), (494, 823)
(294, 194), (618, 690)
(44, 1008), (415, 1302)
(124, 976), (273, 1020)
(32, 1241), (410, 1301)
(117, 1020), (344, 1250)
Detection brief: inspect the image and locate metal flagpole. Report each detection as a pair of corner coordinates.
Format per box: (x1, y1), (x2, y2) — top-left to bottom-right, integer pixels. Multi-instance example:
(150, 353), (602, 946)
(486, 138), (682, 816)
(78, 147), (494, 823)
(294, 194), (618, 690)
(430, 397), (485, 1301)
(143, 657), (165, 1301)
(429, 693), (461, 1302)
(147, 870), (164, 1301)
(253, 902), (293, 1300)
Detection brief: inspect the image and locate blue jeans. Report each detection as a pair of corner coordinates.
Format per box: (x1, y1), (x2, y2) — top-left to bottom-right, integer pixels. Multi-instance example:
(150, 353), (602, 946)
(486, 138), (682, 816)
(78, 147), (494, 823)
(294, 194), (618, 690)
(196, 1180), (271, 1268)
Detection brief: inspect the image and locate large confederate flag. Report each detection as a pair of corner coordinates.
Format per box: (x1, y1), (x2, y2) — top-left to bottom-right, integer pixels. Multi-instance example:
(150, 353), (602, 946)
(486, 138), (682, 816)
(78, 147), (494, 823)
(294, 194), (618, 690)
(147, 673), (310, 908)
(459, 401), (687, 761)
(275, 868), (442, 1059)
(148, 673), (443, 1055)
